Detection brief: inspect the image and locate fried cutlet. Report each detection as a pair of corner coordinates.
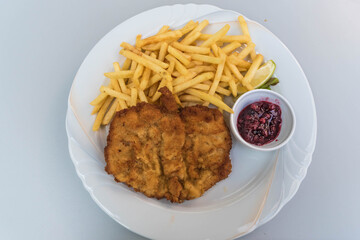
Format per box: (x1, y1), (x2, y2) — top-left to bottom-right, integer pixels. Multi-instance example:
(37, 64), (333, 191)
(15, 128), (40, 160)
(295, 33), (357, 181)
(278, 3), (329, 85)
(105, 87), (232, 203)
(179, 106), (232, 199)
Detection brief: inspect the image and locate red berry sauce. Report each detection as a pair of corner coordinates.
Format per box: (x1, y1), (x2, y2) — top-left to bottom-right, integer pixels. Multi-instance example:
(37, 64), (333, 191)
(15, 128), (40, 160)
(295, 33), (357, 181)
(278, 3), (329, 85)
(237, 101), (282, 146)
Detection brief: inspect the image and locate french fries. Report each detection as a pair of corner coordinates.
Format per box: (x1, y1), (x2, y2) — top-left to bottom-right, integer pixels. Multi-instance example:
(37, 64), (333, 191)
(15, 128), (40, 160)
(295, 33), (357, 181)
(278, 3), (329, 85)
(91, 16), (271, 130)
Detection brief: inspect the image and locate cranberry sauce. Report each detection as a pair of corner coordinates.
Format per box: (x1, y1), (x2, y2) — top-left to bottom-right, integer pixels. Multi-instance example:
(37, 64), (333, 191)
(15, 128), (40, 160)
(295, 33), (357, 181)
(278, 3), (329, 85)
(237, 101), (282, 146)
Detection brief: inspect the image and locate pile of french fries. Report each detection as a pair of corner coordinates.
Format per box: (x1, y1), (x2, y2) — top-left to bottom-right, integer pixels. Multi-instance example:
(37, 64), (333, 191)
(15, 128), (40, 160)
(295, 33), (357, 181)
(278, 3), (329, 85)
(91, 16), (265, 131)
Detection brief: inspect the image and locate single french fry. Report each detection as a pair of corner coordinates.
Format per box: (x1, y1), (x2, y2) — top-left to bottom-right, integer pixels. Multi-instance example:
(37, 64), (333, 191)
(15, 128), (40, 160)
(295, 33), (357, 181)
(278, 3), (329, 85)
(136, 30), (183, 47)
(237, 42), (256, 60)
(140, 66), (151, 90)
(148, 73), (162, 87)
(104, 70), (134, 79)
(193, 83), (231, 96)
(189, 53), (221, 64)
(130, 88), (137, 106)
(185, 88), (233, 113)
(208, 50), (226, 95)
(90, 92), (108, 106)
(198, 34), (250, 43)
(192, 60), (204, 66)
(138, 89), (148, 102)
(132, 63), (144, 86)
(167, 45), (191, 66)
(181, 102), (199, 107)
(238, 16), (250, 35)
(165, 54), (188, 75)
(218, 81), (229, 88)
(166, 77), (173, 93)
(181, 20), (209, 45)
(116, 100), (121, 111)
(228, 77), (237, 97)
(135, 35), (142, 48)
(93, 96), (114, 131)
(211, 43), (219, 57)
(113, 62), (131, 95)
(91, 95), (107, 114)
(226, 60), (244, 81)
(157, 25), (170, 34)
(243, 54), (264, 90)
(181, 31), (201, 46)
(130, 60), (137, 71)
(122, 58), (132, 70)
(148, 81), (159, 97)
(102, 100), (118, 125)
(227, 54), (252, 68)
(173, 67), (186, 76)
(220, 75), (231, 82)
(188, 65), (216, 74)
(158, 42), (168, 62)
(216, 86), (231, 96)
(186, 61), (196, 68)
(167, 59), (175, 74)
(171, 71), (181, 77)
(173, 72), (214, 93)
(179, 20), (198, 35)
(213, 92), (224, 113)
(192, 83), (209, 91)
(101, 86), (132, 102)
(223, 64), (232, 77)
(171, 41), (210, 54)
(179, 94), (203, 103)
(221, 41), (242, 54)
(141, 42), (162, 51)
(200, 24), (230, 47)
(174, 94), (183, 107)
(216, 41), (224, 47)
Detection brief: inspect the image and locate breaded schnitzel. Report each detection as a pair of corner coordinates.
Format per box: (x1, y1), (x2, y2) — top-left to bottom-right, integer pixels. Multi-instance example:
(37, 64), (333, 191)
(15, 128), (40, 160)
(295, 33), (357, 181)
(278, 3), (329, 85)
(105, 87), (231, 203)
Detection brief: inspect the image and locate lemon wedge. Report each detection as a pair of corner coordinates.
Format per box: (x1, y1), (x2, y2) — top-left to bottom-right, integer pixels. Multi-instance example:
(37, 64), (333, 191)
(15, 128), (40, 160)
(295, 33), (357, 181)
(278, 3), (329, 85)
(251, 60), (276, 89)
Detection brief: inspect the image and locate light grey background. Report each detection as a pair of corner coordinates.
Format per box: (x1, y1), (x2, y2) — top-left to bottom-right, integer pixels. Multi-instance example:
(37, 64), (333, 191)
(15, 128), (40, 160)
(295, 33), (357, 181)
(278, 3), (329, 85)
(1, 0), (359, 239)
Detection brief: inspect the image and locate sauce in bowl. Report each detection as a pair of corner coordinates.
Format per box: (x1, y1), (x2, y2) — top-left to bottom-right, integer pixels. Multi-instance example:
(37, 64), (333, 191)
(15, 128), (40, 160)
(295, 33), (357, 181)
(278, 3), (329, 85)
(237, 101), (282, 146)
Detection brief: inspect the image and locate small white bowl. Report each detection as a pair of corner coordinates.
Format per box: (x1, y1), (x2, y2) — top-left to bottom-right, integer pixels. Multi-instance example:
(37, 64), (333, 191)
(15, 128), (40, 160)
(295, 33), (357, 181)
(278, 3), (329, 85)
(230, 89), (296, 151)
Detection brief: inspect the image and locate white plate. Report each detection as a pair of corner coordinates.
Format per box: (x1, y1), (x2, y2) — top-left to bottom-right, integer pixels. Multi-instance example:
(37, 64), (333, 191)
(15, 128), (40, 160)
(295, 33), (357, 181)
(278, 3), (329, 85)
(66, 4), (317, 240)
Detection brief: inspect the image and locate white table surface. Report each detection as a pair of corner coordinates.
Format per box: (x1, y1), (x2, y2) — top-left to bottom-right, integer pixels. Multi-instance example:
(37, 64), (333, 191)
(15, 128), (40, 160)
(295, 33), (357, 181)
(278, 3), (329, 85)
(1, 0), (359, 239)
